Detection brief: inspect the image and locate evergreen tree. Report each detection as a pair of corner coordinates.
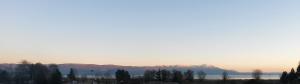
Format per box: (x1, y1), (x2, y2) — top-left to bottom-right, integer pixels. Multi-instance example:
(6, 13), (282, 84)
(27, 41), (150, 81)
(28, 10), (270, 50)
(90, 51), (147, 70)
(68, 68), (77, 81)
(14, 60), (32, 84)
(156, 69), (162, 81)
(161, 69), (171, 82)
(0, 69), (10, 83)
(172, 70), (183, 83)
(32, 63), (49, 84)
(296, 62), (300, 78)
(50, 68), (63, 84)
(280, 71), (288, 84)
(143, 70), (156, 82)
(115, 69), (131, 84)
(288, 68), (297, 81)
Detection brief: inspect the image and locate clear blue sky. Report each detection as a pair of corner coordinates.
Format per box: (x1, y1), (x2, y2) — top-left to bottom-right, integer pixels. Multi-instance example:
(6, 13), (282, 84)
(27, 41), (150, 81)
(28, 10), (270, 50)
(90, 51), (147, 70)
(0, 0), (300, 72)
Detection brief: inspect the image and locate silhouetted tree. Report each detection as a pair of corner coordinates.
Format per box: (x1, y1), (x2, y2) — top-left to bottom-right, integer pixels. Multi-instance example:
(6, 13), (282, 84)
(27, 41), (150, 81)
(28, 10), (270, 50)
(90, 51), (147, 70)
(280, 71), (288, 84)
(296, 62), (300, 79)
(68, 68), (77, 81)
(49, 64), (62, 84)
(143, 70), (156, 82)
(32, 63), (49, 84)
(252, 69), (262, 80)
(243, 70), (263, 84)
(288, 68), (297, 81)
(161, 69), (171, 82)
(222, 71), (229, 81)
(197, 71), (206, 81)
(172, 70), (183, 83)
(0, 69), (10, 83)
(245, 70), (263, 84)
(51, 69), (63, 84)
(14, 60), (32, 84)
(115, 69), (131, 84)
(184, 69), (194, 82)
(156, 69), (162, 81)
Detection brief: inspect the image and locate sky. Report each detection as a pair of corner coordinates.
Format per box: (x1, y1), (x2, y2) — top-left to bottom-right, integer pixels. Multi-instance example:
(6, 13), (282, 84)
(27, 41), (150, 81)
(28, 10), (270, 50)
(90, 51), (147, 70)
(0, 0), (300, 72)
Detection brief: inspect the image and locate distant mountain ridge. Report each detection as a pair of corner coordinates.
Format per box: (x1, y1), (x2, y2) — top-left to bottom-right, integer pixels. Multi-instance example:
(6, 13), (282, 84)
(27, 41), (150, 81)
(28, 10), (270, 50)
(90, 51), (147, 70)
(59, 64), (241, 76)
(0, 63), (241, 76)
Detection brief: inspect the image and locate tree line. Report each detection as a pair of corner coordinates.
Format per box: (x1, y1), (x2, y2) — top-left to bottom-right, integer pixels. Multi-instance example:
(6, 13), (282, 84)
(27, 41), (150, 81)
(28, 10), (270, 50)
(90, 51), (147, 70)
(0, 60), (63, 84)
(0, 60), (267, 84)
(280, 62), (300, 84)
(0, 60), (86, 84)
(142, 69), (195, 83)
(0, 60), (208, 84)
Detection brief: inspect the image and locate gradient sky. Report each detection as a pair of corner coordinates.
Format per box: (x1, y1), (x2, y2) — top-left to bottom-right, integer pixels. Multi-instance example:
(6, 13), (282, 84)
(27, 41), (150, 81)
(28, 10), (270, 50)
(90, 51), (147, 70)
(0, 0), (300, 72)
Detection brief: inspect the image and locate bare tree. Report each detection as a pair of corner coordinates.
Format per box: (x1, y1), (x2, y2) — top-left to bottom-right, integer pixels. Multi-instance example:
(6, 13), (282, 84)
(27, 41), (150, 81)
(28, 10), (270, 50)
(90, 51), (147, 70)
(222, 71), (229, 81)
(252, 69), (262, 80)
(197, 71), (206, 81)
(184, 70), (194, 82)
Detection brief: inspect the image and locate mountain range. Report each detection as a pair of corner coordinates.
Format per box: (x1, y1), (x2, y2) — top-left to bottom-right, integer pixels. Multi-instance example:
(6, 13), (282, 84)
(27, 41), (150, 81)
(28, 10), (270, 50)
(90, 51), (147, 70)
(0, 63), (242, 76)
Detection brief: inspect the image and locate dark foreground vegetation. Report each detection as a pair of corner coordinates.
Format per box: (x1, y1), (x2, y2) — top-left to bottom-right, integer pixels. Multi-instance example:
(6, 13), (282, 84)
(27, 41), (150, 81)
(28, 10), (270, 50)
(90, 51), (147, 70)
(1, 60), (300, 84)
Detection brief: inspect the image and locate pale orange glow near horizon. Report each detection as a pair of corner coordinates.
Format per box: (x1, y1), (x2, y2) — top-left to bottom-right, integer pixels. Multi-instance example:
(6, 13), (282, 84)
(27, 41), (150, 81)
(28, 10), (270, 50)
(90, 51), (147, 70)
(1, 0), (300, 73)
(1, 52), (298, 72)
